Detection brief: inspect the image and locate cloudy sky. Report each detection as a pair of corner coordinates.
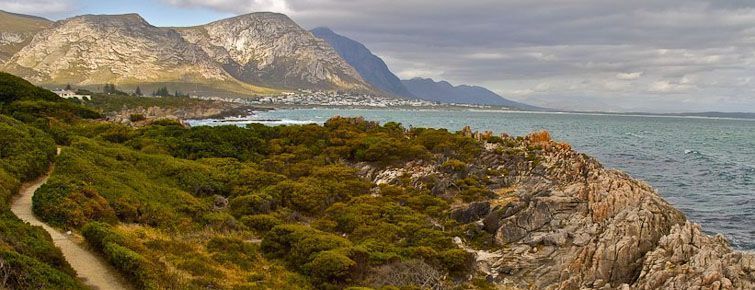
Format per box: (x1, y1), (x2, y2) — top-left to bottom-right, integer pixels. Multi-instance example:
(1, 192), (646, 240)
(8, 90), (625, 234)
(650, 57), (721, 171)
(3, 0), (755, 112)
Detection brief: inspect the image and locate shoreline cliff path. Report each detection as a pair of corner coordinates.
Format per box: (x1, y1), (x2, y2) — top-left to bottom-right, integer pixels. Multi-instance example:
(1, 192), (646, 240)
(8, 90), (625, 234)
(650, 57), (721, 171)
(10, 148), (131, 290)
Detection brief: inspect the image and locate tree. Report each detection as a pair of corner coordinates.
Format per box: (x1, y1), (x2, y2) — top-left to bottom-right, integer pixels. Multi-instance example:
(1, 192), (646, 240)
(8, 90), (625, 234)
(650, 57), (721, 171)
(174, 90), (188, 97)
(134, 86), (142, 97)
(65, 83), (72, 90)
(153, 87), (170, 97)
(103, 84), (118, 94)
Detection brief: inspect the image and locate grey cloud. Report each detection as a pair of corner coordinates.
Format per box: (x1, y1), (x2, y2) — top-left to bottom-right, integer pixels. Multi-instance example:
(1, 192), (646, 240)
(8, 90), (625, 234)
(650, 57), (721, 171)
(135, 1), (755, 111)
(0, 0), (74, 14)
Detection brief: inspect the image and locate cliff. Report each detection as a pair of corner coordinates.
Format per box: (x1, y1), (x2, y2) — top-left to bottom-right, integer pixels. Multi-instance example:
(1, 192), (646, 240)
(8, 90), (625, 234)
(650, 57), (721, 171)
(361, 128), (754, 289)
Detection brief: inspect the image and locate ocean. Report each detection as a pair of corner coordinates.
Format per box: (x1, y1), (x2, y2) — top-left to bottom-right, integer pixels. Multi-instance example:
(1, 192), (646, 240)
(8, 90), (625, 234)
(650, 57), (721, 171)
(188, 108), (755, 250)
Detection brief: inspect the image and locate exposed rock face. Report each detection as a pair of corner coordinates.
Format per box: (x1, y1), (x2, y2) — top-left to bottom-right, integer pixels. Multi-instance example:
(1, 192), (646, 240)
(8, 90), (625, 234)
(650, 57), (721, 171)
(361, 130), (754, 289)
(633, 222), (754, 290)
(177, 13), (373, 92)
(3, 14), (235, 86)
(0, 10), (51, 63)
(1, 12), (376, 95)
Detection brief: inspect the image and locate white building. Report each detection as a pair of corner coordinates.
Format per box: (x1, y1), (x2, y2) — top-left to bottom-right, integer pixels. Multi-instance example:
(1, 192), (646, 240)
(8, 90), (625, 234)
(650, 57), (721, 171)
(52, 89), (91, 101)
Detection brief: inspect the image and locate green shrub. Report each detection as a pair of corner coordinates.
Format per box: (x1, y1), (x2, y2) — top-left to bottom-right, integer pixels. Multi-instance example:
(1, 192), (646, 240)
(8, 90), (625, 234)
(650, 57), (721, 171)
(229, 193), (277, 217)
(441, 159), (467, 173)
(103, 243), (156, 289)
(305, 250), (356, 283)
(440, 249), (475, 277)
(82, 222), (157, 289)
(81, 222), (124, 251)
(240, 214), (281, 232)
(0, 250), (85, 289)
(202, 211), (240, 231)
(262, 224), (352, 267)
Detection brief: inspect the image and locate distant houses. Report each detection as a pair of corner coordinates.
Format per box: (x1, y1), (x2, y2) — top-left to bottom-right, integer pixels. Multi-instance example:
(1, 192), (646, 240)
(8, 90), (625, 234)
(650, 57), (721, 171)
(52, 89), (91, 100)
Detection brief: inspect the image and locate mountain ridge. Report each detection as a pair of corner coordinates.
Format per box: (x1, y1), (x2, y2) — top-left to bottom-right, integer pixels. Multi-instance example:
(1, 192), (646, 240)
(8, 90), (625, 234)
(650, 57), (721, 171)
(311, 27), (413, 97)
(0, 12), (375, 96)
(402, 77), (542, 110)
(0, 10), (52, 63)
(310, 26), (541, 109)
(178, 13), (374, 92)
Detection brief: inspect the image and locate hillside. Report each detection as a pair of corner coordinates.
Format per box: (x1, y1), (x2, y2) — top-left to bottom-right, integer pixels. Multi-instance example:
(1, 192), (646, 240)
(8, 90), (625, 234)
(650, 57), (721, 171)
(2, 14), (279, 96)
(0, 12), (376, 96)
(311, 27), (413, 97)
(0, 73), (101, 289)
(1, 74), (752, 289)
(177, 13), (374, 93)
(403, 77), (542, 110)
(0, 10), (51, 63)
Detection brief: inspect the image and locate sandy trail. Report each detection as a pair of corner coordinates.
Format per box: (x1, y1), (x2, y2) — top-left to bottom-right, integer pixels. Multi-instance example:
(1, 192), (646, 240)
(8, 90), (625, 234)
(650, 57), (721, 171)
(10, 148), (131, 290)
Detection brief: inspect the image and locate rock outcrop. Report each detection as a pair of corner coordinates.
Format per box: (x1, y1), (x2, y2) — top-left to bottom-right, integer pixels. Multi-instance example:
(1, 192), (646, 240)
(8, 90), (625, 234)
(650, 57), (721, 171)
(361, 129), (754, 289)
(106, 101), (254, 125)
(0, 10), (51, 63)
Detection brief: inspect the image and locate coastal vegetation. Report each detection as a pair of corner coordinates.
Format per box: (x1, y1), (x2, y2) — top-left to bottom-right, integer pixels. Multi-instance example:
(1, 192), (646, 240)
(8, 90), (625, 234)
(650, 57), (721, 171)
(0, 72), (542, 288)
(2, 71), (533, 288)
(1, 72), (752, 290)
(0, 104), (84, 288)
(30, 117), (498, 288)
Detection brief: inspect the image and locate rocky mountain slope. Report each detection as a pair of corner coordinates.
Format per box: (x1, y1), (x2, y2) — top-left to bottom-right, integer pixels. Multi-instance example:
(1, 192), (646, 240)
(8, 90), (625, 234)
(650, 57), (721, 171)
(1, 14), (270, 95)
(0, 10), (51, 63)
(402, 77), (542, 109)
(1, 12), (375, 96)
(311, 27), (413, 97)
(363, 128), (754, 289)
(176, 13), (373, 92)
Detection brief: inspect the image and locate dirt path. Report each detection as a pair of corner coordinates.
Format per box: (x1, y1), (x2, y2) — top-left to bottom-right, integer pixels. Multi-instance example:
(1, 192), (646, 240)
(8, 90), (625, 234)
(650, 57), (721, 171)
(10, 148), (131, 290)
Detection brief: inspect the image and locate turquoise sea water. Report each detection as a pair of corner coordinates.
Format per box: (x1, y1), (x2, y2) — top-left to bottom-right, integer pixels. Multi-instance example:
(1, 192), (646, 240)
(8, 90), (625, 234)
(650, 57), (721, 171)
(189, 108), (755, 250)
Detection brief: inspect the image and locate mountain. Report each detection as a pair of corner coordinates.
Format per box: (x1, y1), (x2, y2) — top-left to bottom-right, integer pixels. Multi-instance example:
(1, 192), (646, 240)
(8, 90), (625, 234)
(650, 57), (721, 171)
(311, 27), (413, 97)
(176, 13), (373, 92)
(402, 78), (541, 110)
(0, 10), (52, 63)
(1, 12), (375, 96)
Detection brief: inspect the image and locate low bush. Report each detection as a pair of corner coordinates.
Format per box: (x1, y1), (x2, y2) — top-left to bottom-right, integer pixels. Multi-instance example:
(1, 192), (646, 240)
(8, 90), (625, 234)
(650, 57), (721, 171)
(240, 214), (281, 232)
(82, 222), (157, 289)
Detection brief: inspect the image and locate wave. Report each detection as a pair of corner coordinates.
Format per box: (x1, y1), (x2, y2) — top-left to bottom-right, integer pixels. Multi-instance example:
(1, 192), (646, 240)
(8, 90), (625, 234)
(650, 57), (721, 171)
(250, 119), (317, 125)
(187, 118), (316, 127)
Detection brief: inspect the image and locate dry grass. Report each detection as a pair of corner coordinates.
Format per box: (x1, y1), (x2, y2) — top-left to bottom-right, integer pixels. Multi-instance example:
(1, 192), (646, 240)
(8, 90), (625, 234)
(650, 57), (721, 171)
(492, 187), (519, 207)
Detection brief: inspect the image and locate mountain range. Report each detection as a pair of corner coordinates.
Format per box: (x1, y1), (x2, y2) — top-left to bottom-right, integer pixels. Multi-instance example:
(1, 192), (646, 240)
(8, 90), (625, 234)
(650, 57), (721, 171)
(0, 10), (374, 96)
(0, 10), (539, 109)
(310, 27), (413, 98)
(309, 27), (540, 110)
(402, 78), (542, 110)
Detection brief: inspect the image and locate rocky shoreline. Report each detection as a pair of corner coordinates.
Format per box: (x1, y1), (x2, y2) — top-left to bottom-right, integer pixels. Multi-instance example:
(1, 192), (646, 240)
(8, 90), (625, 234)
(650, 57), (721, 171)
(106, 102), (262, 126)
(360, 128), (754, 289)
